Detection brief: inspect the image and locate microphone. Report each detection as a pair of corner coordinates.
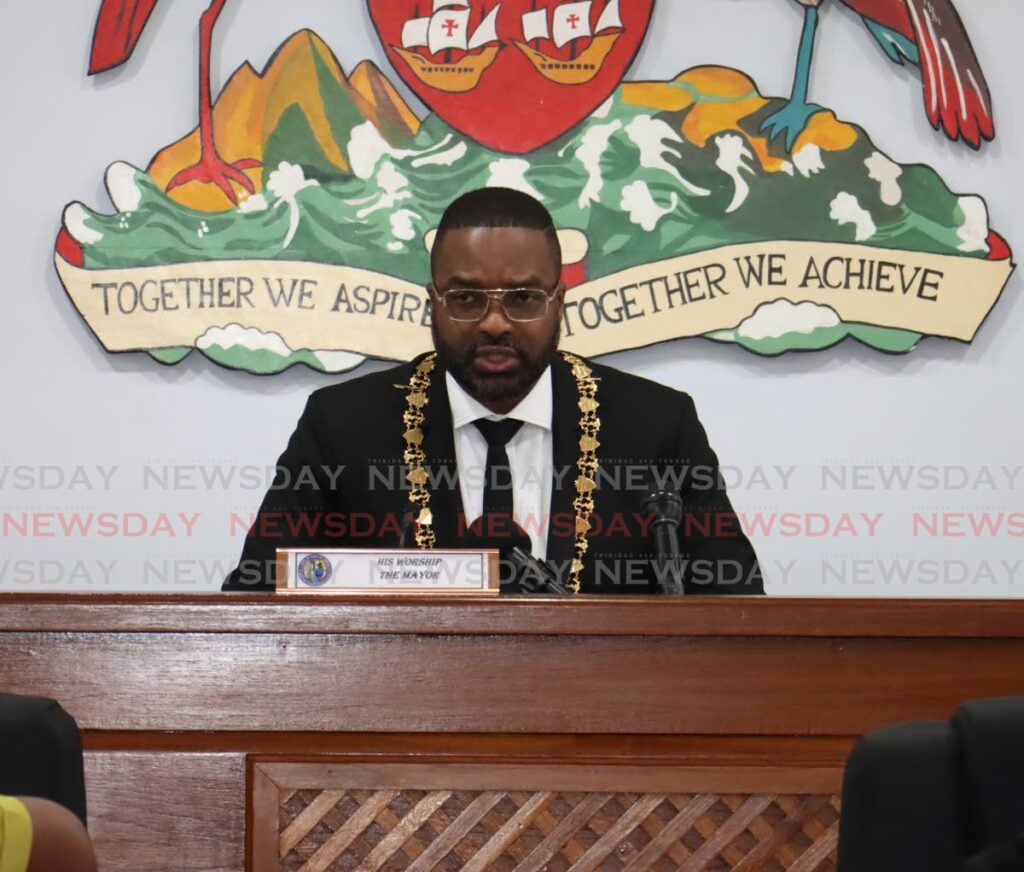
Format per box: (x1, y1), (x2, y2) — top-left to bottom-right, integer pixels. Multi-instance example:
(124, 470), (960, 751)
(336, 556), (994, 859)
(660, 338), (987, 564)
(642, 490), (685, 595)
(509, 547), (570, 595)
(397, 504), (418, 549)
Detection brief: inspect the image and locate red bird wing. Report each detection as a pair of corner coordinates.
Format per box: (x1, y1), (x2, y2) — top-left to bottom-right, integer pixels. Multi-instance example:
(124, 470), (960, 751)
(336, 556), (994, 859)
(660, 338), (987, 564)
(844, 0), (915, 38)
(89, 0), (162, 75)
(903, 0), (995, 147)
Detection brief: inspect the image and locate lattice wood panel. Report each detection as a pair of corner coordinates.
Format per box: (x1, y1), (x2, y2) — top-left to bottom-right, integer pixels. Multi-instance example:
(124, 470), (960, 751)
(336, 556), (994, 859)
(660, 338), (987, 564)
(276, 789), (839, 871)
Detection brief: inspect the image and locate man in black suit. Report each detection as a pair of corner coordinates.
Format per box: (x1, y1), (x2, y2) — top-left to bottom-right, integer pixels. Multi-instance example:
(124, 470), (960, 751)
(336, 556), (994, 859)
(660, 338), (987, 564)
(224, 188), (762, 594)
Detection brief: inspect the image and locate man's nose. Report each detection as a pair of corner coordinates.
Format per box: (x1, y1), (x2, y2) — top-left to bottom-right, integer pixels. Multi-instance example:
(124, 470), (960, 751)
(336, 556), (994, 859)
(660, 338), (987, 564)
(477, 295), (513, 334)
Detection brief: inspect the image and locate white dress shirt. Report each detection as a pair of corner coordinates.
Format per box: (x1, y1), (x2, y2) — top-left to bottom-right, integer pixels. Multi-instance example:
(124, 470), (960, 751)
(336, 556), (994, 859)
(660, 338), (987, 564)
(445, 368), (553, 559)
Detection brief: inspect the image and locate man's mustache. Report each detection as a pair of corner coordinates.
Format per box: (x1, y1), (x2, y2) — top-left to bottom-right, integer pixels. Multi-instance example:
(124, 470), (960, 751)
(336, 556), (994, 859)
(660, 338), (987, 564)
(466, 337), (523, 357)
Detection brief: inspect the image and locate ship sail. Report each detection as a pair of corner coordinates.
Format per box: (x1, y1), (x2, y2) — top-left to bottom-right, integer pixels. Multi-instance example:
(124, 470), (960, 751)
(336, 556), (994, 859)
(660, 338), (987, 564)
(427, 6), (472, 54)
(468, 4), (502, 51)
(393, 1), (502, 92)
(513, 0), (622, 86)
(594, 0), (621, 33)
(521, 9), (550, 43)
(402, 17), (430, 49)
(552, 1), (593, 49)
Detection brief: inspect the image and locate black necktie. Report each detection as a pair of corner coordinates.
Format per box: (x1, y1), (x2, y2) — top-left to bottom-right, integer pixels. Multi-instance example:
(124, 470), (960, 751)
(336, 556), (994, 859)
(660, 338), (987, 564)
(474, 418), (524, 520)
(471, 418), (530, 552)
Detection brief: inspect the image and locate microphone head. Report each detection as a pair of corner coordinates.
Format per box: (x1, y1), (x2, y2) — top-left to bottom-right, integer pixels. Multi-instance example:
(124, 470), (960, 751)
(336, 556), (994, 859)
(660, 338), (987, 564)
(642, 490), (683, 524)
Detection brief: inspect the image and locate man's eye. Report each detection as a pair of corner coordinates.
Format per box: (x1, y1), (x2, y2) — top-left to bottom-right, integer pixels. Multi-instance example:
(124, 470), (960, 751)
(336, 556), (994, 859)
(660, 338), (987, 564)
(452, 292), (476, 304)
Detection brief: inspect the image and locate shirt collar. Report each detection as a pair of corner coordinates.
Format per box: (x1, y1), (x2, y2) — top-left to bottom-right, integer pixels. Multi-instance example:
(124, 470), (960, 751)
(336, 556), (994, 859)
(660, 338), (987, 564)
(446, 365), (553, 431)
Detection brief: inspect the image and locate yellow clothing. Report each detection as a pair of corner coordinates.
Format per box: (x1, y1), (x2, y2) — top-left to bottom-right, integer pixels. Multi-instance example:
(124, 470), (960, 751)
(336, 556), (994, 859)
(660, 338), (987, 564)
(0, 797), (31, 872)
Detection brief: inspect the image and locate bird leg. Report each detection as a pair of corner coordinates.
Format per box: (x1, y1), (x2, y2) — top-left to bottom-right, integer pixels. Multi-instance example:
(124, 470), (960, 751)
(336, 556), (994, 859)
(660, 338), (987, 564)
(167, 0), (261, 205)
(760, 3), (825, 152)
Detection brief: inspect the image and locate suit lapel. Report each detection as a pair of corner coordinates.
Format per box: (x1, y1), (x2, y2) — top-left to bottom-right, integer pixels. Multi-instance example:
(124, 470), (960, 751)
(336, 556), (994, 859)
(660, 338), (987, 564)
(546, 353), (580, 566)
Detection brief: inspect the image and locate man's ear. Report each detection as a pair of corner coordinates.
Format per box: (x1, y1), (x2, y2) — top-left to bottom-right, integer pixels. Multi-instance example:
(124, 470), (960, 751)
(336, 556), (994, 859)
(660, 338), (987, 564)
(553, 281), (567, 315)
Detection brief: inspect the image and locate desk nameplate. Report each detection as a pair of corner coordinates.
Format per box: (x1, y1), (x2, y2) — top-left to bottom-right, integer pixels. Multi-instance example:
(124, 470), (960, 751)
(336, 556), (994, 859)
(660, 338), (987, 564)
(275, 548), (500, 595)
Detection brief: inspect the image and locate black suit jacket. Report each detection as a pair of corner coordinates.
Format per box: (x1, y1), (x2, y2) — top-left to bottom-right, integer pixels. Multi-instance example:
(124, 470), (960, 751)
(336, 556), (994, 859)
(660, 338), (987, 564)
(224, 352), (763, 594)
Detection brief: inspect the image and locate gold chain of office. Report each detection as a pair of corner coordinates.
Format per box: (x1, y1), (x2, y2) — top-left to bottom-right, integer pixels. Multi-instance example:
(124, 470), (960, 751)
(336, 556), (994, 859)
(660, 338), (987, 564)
(397, 351), (600, 594)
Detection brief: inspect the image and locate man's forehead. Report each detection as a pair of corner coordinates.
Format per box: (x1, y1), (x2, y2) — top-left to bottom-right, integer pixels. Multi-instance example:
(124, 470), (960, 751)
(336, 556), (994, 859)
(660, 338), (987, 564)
(438, 225), (551, 253)
(432, 225), (560, 280)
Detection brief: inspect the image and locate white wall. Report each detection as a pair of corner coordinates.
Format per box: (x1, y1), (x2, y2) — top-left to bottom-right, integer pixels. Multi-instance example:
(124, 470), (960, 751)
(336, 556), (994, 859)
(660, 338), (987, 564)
(1, 0), (1020, 595)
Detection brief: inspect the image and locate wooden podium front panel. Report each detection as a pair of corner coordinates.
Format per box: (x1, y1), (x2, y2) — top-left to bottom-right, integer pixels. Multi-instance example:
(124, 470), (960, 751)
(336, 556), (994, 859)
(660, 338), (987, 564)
(0, 595), (1021, 870)
(253, 761), (840, 871)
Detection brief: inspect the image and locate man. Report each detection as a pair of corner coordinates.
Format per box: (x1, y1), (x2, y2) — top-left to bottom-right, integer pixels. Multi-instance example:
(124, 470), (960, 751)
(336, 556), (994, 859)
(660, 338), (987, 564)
(224, 188), (762, 594)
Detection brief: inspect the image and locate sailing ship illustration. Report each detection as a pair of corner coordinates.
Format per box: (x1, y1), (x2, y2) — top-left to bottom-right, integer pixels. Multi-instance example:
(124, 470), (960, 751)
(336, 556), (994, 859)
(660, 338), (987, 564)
(514, 0), (624, 85)
(393, 0), (503, 93)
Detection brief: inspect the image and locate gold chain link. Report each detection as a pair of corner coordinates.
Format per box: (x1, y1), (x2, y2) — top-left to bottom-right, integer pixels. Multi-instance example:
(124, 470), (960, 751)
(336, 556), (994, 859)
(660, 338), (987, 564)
(395, 354), (438, 549)
(561, 351), (600, 594)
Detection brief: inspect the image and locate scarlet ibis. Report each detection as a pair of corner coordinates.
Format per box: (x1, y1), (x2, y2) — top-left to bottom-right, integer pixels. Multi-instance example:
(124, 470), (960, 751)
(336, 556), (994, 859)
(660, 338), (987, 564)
(762, 0), (995, 151)
(89, 0), (260, 204)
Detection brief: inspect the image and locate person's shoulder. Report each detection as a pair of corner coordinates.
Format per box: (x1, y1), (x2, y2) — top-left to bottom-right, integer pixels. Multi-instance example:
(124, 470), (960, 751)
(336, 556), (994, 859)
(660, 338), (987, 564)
(305, 356), (422, 409)
(574, 355), (694, 406)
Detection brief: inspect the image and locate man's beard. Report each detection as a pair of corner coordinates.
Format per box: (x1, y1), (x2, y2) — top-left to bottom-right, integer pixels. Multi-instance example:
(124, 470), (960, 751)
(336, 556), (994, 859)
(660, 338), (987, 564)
(432, 320), (561, 405)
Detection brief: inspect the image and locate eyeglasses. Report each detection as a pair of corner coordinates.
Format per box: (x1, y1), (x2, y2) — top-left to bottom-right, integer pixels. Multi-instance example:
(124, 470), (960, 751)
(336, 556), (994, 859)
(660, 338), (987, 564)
(438, 288), (556, 323)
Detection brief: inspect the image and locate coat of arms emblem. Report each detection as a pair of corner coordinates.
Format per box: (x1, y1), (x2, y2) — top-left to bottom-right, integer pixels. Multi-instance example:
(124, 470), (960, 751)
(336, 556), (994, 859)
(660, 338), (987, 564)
(53, 0), (1012, 373)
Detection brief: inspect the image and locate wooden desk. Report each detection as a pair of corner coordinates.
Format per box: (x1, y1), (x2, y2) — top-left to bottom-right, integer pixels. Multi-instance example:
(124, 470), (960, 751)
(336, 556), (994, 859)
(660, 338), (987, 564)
(1, 595), (1022, 871)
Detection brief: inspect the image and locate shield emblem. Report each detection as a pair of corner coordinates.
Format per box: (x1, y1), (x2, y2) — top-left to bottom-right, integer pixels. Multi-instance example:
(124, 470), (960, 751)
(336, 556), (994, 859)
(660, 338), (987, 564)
(366, 0), (655, 153)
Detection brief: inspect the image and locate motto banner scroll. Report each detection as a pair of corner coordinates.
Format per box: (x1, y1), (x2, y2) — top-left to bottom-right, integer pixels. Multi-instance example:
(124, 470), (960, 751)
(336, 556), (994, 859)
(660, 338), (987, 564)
(57, 240), (1012, 363)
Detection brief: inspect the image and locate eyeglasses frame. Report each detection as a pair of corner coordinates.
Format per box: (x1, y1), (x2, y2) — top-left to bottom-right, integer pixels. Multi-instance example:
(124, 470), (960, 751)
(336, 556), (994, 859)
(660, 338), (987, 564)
(430, 286), (562, 323)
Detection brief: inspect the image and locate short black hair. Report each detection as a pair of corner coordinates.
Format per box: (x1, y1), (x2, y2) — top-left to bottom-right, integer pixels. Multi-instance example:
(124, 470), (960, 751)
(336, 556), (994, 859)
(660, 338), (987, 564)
(431, 187), (562, 277)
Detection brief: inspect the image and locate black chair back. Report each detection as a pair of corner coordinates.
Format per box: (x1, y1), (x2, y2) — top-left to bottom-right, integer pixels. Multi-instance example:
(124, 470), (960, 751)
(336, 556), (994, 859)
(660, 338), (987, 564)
(0, 693), (87, 825)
